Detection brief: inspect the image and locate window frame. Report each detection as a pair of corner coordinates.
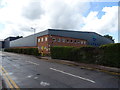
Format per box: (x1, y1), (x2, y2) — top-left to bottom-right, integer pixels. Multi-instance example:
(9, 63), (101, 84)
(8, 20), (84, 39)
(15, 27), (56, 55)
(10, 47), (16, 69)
(66, 39), (69, 43)
(41, 38), (44, 42)
(58, 38), (61, 42)
(52, 38), (56, 42)
(38, 38), (40, 42)
(62, 39), (65, 43)
(45, 37), (48, 41)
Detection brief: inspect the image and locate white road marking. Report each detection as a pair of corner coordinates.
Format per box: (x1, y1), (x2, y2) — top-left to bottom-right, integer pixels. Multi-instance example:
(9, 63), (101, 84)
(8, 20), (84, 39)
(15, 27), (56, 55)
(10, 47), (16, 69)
(40, 81), (50, 86)
(50, 68), (95, 83)
(26, 61), (39, 66)
(27, 75), (33, 78)
(34, 77), (38, 79)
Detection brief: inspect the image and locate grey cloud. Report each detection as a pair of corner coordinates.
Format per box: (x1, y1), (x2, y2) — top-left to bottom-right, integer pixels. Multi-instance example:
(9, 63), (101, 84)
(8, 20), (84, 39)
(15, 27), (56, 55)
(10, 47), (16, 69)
(22, 1), (44, 20)
(19, 25), (33, 32)
(45, 0), (90, 30)
(22, 0), (90, 30)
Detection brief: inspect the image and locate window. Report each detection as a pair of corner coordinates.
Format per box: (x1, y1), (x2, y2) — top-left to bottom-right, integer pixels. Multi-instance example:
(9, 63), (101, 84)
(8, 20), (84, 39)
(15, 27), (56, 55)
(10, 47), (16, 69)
(38, 39), (40, 42)
(77, 41), (80, 43)
(66, 40), (69, 43)
(52, 38), (56, 42)
(41, 38), (44, 42)
(48, 48), (50, 51)
(45, 37), (48, 41)
(71, 40), (73, 43)
(74, 40), (76, 43)
(62, 39), (65, 42)
(46, 49), (48, 51)
(58, 38), (61, 42)
(84, 41), (86, 44)
(81, 41), (83, 44)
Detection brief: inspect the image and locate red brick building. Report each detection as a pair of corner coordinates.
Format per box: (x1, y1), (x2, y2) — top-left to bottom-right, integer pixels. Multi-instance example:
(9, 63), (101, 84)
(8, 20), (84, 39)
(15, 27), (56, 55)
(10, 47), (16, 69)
(9, 29), (114, 54)
(37, 35), (87, 54)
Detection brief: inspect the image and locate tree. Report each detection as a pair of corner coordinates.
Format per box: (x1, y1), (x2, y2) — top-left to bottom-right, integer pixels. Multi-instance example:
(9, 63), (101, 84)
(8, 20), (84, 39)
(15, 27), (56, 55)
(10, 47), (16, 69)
(103, 34), (114, 41)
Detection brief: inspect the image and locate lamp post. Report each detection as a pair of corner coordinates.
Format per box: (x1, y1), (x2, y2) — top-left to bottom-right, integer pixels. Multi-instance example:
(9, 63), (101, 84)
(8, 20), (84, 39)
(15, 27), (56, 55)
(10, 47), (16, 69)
(31, 27), (36, 47)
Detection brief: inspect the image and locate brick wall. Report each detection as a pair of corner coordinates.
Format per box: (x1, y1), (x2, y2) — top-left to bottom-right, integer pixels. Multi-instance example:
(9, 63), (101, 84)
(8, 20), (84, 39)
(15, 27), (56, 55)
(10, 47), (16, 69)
(37, 35), (87, 54)
(37, 35), (49, 54)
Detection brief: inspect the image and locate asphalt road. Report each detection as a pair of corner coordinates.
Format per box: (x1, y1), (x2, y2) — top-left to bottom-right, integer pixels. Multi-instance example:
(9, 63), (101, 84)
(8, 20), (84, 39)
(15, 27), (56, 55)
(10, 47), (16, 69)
(0, 51), (120, 88)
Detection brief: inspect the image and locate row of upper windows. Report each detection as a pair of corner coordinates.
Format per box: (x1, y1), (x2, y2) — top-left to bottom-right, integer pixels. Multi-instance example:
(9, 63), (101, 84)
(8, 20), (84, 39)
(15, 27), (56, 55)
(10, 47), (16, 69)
(38, 37), (48, 42)
(52, 38), (86, 44)
(38, 37), (86, 44)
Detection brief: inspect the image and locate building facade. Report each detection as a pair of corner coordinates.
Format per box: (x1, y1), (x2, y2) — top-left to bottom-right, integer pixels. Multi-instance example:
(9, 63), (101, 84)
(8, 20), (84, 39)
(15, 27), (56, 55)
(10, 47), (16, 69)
(4, 36), (23, 48)
(0, 41), (4, 49)
(37, 35), (87, 54)
(10, 30), (48, 48)
(8, 29), (114, 54)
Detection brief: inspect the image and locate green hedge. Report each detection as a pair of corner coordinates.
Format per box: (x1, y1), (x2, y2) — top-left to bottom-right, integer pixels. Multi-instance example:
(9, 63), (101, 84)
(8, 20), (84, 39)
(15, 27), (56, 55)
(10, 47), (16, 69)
(99, 43), (120, 67)
(4, 48), (40, 56)
(51, 46), (98, 63)
(51, 43), (120, 68)
(51, 46), (73, 60)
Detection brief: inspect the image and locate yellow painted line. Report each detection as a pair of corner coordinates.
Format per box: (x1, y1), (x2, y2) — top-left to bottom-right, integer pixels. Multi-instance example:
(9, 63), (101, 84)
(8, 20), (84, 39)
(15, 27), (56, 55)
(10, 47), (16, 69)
(0, 66), (20, 89)
(97, 69), (120, 75)
(1, 67), (20, 89)
(0, 67), (14, 89)
(0, 69), (13, 89)
(79, 66), (120, 75)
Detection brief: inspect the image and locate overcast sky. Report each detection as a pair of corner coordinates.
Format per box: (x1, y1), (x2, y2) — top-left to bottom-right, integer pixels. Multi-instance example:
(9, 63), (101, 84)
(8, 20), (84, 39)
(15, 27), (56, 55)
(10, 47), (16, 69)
(0, 0), (119, 42)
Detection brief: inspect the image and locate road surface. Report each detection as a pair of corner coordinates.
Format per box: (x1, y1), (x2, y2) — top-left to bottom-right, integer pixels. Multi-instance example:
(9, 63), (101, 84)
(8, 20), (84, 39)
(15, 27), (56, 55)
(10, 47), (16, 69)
(0, 51), (119, 88)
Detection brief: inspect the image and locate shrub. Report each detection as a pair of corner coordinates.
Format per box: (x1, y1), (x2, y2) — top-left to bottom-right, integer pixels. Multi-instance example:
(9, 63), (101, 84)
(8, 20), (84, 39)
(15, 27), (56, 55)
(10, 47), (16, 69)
(50, 43), (120, 68)
(99, 43), (120, 68)
(4, 48), (40, 56)
(51, 46), (97, 63)
(51, 46), (74, 60)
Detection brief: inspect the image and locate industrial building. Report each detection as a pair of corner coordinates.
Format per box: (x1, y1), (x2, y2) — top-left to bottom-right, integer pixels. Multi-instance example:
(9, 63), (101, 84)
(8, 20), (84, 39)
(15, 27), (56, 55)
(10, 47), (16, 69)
(9, 29), (114, 54)
(0, 40), (4, 49)
(4, 36), (23, 48)
(0, 36), (23, 49)
(37, 34), (87, 54)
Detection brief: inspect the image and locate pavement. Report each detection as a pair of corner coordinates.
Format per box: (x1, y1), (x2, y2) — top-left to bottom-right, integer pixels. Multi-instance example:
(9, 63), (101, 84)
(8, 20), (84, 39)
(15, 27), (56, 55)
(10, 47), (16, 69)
(0, 51), (120, 88)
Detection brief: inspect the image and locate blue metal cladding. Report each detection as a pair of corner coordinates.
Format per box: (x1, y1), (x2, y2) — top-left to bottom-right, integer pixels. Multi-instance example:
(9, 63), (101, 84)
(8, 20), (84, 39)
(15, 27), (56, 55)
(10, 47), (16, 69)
(10, 30), (49, 47)
(48, 29), (114, 46)
(0, 41), (4, 48)
(10, 29), (114, 47)
(0, 41), (2, 49)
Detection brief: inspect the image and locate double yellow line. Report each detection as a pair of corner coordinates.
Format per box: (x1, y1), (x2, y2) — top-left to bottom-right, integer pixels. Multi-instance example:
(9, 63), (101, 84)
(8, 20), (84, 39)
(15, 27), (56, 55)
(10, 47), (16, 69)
(0, 66), (20, 89)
